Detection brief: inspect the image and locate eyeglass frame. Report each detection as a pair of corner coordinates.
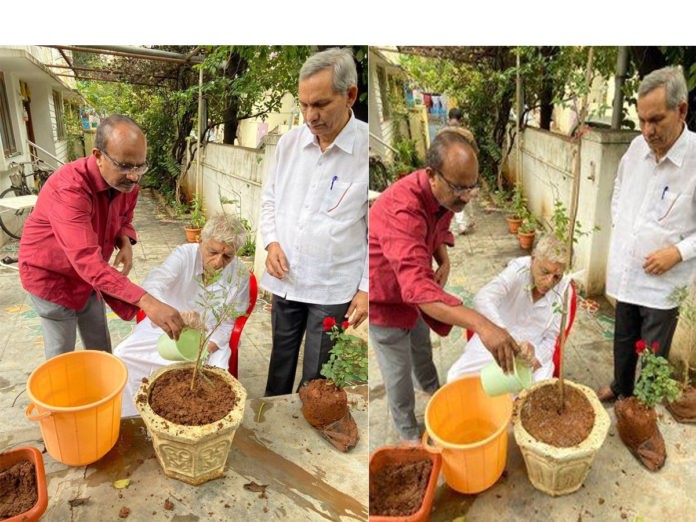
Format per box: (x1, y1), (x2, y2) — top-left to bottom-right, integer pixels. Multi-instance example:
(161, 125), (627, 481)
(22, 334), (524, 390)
(98, 148), (149, 176)
(430, 167), (479, 196)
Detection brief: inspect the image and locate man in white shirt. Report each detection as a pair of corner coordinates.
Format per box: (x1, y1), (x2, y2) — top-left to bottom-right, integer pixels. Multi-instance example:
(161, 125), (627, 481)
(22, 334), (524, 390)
(447, 234), (570, 383)
(260, 48), (368, 396)
(114, 215), (250, 416)
(599, 66), (696, 401)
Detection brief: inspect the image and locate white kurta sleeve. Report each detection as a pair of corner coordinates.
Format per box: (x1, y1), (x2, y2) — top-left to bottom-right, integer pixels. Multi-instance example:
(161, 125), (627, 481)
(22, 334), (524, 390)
(141, 246), (187, 303)
(473, 258), (526, 329)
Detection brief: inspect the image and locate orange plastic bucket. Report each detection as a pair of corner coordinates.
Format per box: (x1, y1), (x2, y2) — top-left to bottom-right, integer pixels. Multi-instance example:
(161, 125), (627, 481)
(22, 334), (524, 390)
(422, 375), (512, 494)
(26, 350), (127, 466)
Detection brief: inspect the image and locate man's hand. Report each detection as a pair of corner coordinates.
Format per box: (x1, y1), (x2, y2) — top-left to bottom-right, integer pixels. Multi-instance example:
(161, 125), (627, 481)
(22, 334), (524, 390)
(434, 260), (450, 287)
(477, 322), (519, 374)
(346, 290), (368, 328)
(643, 245), (682, 276)
(137, 293), (185, 340)
(518, 341), (541, 370)
(113, 236), (133, 275)
(265, 242), (289, 280)
(206, 341), (219, 354)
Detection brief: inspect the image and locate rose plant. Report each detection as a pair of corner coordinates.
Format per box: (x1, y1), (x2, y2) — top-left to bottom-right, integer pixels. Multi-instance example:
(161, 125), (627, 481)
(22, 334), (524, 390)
(321, 318), (368, 388)
(633, 340), (681, 408)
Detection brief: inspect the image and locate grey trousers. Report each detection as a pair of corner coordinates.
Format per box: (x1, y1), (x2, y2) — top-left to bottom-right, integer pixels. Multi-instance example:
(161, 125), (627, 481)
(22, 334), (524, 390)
(30, 292), (112, 360)
(265, 295), (351, 397)
(370, 317), (440, 440)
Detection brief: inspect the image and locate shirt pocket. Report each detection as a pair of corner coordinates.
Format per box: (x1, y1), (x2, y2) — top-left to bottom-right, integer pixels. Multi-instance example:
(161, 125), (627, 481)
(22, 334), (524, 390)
(656, 191), (690, 228)
(320, 181), (367, 220)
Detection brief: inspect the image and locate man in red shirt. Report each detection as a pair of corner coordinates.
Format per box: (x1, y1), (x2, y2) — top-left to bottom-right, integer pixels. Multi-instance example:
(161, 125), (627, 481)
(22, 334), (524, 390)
(19, 115), (184, 359)
(369, 127), (520, 440)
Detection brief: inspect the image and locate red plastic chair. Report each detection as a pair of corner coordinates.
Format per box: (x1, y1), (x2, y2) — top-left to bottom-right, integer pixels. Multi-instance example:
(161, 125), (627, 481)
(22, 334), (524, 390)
(465, 281), (577, 378)
(135, 272), (258, 378)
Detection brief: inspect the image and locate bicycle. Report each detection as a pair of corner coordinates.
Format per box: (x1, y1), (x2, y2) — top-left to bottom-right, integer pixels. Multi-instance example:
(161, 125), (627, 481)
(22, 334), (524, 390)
(0, 160), (54, 239)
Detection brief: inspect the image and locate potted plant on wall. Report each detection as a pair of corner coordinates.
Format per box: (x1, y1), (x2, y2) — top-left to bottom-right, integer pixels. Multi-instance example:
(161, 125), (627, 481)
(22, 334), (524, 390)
(614, 340), (681, 471)
(665, 285), (696, 423)
(184, 194), (206, 243)
(299, 317), (367, 452)
(135, 267), (247, 485)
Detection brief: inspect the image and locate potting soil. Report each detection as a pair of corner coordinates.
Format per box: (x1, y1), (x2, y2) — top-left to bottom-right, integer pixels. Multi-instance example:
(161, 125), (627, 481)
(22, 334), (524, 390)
(0, 460), (38, 519)
(369, 458), (433, 517)
(520, 383), (595, 447)
(147, 367), (238, 425)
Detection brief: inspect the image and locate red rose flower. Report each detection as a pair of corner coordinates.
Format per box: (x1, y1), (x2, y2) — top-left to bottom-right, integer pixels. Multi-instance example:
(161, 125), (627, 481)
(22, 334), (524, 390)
(341, 321), (351, 330)
(651, 341), (660, 353)
(635, 339), (647, 354)
(322, 317), (336, 331)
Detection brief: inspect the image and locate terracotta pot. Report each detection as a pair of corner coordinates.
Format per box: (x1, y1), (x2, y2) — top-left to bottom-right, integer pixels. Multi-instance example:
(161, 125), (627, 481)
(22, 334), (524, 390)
(184, 227), (202, 243)
(369, 445), (441, 522)
(0, 446), (48, 522)
(513, 379), (610, 496)
(506, 215), (523, 234)
(518, 231), (536, 250)
(135, 362), (247, 485)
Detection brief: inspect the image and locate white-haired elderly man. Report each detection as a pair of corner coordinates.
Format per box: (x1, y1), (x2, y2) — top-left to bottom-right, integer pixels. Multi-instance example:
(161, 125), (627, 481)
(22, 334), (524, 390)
(115, 214), (250, 417)
(260, 47), (368, 396)
(447, 234), (571, 383)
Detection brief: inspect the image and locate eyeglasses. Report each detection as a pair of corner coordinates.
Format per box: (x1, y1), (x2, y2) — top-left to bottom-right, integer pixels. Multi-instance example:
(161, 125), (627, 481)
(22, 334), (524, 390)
(432, 168), (479, 196)
(99, 149), (149, 176)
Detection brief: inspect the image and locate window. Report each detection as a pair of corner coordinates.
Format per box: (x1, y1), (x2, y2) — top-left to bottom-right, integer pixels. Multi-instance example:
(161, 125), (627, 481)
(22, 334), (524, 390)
(53, 90), (65, 139)
(0, 72), (17, 156)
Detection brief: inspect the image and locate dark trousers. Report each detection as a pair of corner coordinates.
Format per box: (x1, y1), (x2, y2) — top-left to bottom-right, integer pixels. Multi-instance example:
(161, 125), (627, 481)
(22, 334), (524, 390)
(264, 295), (351, 397)
(611, 300), (679, 397)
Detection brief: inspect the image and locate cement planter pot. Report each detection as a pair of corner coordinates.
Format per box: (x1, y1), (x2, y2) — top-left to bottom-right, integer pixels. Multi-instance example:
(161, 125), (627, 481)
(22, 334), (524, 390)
(513, 379), (610, 496)
(135, 362), (247, 485)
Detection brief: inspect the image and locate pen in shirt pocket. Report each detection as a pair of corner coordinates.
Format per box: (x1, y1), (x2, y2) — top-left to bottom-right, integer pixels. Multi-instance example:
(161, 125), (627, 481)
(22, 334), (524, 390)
(661, 186), (669, 200)
(330, 175), (338, 190)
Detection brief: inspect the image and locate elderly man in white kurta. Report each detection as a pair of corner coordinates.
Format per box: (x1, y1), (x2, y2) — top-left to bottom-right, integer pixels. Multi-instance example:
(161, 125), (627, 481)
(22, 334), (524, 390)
(447, 235), (570, 383)
(115, 215), (249, 417)
(260, 48), (368, 396)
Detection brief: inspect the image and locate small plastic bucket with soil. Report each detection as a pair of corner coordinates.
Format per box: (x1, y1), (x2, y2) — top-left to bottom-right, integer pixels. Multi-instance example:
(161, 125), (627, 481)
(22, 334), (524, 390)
(369, 445), (441, 522)
(422, 375), (513, 494)
(0, 446), (48, 521)
(26, 350), (127, 466)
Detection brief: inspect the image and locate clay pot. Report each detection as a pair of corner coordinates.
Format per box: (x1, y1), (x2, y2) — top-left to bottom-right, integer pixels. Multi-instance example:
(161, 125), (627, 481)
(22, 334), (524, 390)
(135, 362), (246, 485)
(184, 227), (202, 243)
(518, 231), (536, 250)
(299, 379), (347, 428)
(0, 446), (48, 522)
(369, 445), (441, 522)
(506, 215), (523, 234)
(513, 379), (610, 496)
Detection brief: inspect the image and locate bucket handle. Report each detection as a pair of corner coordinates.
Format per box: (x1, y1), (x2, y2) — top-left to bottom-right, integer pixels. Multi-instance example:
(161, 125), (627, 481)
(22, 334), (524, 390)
(26, 403), (52, 421)
(421, 431), (443, 454)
